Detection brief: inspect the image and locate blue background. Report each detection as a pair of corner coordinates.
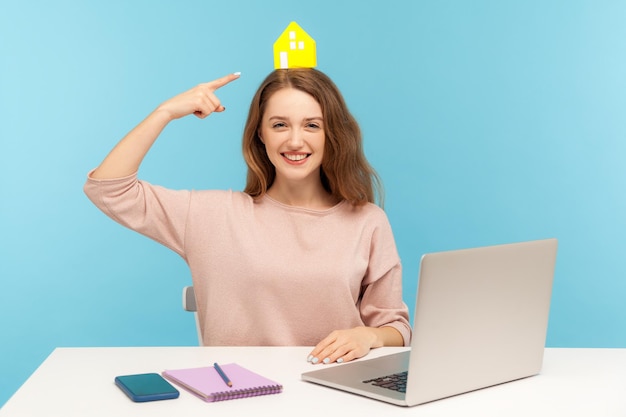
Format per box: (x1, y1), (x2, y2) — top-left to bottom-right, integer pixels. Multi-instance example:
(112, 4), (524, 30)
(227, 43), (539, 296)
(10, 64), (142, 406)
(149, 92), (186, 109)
(1, 0), (625, 406)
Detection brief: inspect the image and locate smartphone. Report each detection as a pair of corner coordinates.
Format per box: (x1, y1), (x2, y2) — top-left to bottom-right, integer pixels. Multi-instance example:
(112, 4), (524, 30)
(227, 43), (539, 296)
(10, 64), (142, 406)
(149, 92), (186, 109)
(115, 373), (180, 402)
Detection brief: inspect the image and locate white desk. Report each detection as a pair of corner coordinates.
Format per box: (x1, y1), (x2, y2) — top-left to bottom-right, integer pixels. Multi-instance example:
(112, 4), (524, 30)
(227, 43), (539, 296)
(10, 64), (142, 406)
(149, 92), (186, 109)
(1, 347), (625, 416)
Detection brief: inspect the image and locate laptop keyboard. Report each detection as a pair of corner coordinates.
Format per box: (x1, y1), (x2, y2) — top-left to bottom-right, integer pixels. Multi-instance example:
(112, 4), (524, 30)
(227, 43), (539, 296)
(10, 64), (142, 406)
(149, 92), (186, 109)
(363, 371), (408, 393)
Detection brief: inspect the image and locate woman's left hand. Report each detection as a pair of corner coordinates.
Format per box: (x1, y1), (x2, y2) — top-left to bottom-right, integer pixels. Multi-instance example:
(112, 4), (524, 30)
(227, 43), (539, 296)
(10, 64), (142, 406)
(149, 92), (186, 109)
(307, 327), (379, 365)
(307, 326), (405, 365)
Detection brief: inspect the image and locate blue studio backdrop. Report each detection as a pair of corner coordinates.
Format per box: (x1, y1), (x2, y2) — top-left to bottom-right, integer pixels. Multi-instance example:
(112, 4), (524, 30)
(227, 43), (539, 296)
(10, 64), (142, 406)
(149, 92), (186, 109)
(1, 0), (625, 406)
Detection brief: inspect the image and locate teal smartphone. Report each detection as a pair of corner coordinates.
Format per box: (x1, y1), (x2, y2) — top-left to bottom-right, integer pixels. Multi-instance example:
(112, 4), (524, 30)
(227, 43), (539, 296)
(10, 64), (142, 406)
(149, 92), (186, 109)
(114, 373), (179, 402)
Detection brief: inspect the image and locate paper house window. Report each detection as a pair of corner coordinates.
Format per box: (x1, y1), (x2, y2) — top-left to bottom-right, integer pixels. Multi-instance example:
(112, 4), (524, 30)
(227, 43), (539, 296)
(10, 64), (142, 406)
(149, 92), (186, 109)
(273, 22), (317, 69)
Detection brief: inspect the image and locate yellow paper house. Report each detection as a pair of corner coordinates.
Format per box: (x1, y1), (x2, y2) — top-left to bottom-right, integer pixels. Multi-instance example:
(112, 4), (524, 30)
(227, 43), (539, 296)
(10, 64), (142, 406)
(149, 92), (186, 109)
(273, 22), (317, 69)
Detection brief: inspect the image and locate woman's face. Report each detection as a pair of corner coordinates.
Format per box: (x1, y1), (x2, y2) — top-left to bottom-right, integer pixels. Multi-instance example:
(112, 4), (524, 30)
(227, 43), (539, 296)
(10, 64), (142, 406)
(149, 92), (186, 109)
(259, 88), (325, 186)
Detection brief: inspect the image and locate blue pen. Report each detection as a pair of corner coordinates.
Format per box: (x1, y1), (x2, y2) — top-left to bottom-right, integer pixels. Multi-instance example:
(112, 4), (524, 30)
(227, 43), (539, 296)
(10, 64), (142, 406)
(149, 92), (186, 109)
(214, 363), (233, 387)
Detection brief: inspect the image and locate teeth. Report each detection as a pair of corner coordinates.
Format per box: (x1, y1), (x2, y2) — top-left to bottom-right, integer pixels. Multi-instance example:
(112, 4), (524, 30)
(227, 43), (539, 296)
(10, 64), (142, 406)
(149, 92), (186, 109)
(284, 154), (308, 161)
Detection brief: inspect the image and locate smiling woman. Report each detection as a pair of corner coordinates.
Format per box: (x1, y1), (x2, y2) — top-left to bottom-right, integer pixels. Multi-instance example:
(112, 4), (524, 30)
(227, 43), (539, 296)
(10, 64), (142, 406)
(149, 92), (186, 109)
(83, 68), (411, 366)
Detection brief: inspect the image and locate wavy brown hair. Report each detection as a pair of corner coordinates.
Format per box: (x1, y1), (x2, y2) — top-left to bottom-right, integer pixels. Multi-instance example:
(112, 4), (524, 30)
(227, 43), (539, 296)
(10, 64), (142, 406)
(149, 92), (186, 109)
(242, 69), (383, 206)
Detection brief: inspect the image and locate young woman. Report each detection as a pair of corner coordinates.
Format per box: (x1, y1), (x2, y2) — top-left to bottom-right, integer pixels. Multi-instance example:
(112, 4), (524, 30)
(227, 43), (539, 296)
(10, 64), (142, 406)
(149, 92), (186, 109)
(84, 69), (411, 365)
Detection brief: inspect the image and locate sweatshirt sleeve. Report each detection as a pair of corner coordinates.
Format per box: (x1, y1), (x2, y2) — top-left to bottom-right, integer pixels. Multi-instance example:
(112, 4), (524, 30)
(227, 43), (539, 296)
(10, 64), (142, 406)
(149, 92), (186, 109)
(359, 209), (412, 346)
(83, 171), (191, 258)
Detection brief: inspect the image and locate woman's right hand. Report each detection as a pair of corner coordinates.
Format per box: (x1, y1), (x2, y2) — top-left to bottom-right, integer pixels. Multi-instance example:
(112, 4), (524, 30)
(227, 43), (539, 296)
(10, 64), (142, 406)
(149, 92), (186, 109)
(156, 72), (241, 120)
(90, 72), (240, 180)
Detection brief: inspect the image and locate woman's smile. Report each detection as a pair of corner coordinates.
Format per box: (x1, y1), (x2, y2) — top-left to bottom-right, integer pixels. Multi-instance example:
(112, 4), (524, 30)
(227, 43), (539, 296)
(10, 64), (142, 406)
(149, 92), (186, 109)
(282, 152), (311, 163)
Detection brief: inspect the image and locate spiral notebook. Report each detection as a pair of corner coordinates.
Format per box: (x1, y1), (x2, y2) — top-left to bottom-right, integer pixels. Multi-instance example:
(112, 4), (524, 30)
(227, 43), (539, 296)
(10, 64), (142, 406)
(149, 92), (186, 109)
(162, 363), (282, 402)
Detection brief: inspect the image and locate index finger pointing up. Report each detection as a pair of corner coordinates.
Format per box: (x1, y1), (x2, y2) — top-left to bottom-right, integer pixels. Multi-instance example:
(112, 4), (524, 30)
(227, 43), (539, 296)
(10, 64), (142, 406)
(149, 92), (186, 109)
(207, 72), (241, 91)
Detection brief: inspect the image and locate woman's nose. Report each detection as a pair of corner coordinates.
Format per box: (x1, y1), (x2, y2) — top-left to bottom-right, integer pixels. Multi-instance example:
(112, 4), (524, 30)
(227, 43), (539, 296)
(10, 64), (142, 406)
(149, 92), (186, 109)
(287, 130), (304, 147)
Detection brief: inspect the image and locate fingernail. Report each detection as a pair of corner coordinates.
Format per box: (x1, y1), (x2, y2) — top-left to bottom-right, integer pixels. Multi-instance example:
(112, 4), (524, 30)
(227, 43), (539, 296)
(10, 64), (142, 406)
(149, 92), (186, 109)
(337, 358), (344, 364)
(323, 358), (330, 364)
(307, 355), (313, 362)
(311, 357), (319, 364)
(234, 71), (241, 76)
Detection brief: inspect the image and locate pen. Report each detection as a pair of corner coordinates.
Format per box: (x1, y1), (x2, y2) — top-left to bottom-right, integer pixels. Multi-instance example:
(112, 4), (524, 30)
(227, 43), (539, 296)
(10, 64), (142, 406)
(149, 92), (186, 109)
(214, 362), (233, 387)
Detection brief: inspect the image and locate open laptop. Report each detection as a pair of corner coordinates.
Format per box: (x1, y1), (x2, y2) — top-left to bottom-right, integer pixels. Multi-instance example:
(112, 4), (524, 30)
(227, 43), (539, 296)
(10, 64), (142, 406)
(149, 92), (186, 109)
(301, 238), (558, 406)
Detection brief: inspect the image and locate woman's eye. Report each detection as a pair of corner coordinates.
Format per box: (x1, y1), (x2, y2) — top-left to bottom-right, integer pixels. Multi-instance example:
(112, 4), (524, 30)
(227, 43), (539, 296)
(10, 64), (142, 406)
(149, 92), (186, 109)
(272, 122), (286, 128)
(306, 123), (320, 129)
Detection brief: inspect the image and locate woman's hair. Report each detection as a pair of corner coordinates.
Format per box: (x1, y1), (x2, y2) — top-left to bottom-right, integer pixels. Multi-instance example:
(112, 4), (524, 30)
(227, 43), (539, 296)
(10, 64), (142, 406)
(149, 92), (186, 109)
(242, 68), (383, 206)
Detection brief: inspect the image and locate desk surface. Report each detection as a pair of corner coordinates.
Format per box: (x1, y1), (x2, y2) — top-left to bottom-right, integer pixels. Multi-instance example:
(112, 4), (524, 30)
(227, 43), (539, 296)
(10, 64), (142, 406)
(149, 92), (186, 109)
(1, 347), (626, 416)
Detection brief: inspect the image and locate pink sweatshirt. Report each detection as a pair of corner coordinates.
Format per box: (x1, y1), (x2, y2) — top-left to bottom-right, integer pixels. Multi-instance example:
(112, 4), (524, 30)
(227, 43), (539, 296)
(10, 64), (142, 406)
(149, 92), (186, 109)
(84, 172), (411, 346)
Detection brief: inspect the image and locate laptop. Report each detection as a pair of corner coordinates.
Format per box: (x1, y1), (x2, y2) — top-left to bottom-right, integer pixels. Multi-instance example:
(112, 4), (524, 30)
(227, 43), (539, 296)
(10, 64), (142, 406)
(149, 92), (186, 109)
(301, 238), (558, 406)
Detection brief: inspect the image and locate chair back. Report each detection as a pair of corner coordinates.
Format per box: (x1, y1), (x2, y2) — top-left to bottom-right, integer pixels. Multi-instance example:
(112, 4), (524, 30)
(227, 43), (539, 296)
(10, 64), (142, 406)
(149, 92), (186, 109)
(182, 286), (203, 345)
